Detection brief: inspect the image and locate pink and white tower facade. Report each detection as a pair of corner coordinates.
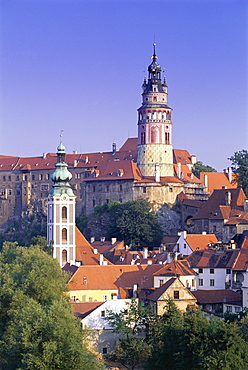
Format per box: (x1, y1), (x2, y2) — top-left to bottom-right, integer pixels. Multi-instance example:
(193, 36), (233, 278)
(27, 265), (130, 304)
(137, 44), (174, 177)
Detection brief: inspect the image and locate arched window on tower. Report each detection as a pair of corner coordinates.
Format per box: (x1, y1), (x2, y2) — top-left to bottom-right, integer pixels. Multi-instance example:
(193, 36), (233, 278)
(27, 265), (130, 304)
(62, 228), (67, 243)
(62, 249), (67, 265)
(165, 132), (170, 145)
(62, 206), (67, 221)
(141, 132), (146, 145)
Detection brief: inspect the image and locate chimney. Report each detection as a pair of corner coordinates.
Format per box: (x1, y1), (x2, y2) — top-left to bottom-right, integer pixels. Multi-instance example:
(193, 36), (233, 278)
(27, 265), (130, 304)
(111, 238), (117, 245)
(99, 254), (104, 265)
(202, 231), (207, 235)
(74, 160), (78, 167)
(133, 284), (138, 298)
(155, 163), (160, 182)
(191, 155), (196, 165)
(112, 142), (116, 155)
(227, 167), (232, 183)
(85, 156), (89, 164)
(100, 236), (105, 242)
(90, 237), (95, 243)
(93, 248), (98, 254)
(204, 174), (208, 189)
(225, 191), (232, 206)
(143, 247), (148, 259)
(43, 153), (46, 159)
(73, 150), (78, 155)
(177, 162), (181, 178)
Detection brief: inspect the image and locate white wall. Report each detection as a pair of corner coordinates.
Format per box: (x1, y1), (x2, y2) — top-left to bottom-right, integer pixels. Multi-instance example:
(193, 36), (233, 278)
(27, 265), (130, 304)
(194, 268), (229, 290)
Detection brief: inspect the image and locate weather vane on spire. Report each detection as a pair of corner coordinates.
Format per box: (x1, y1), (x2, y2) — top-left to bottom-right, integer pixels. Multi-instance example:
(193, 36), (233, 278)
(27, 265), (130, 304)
(60, 130), (64, 142)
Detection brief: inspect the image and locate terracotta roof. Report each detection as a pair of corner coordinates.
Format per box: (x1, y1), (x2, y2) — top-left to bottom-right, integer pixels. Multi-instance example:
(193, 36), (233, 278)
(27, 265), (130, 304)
(68, 264), (162, 292)
(173, 149), (193, 165)
(192, 188), (247, 221)
(91, 240), (125, 255)
(75, 227), (110, 265)
(119, 138), (138, 152)
(154, 260), (197, 277)
(174, 164), (201, 183)
(192, 290), (242, 305)
(134, 176), (183, 184)
(84, 159), (142, 181)
(199, 172), (237, 195)
(186, 249), (239, 269)
(72, 302), (104, 318)
(233, 237), (248, 271)
(186, 234), (218, 251)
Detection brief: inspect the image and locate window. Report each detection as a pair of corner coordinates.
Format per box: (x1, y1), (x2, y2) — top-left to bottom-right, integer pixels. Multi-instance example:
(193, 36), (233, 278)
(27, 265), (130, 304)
(143, 187), (146, 193)
(39, 174), (43, 180)
(92, 199), (96, 207)
(174, 290), (179, 299)
(41, 184), (48, 191)
(103, 295), (108, 301)
(102, 348), (108, 355)
(198, 268), (203, 273)
(75, 173), (81, 179)
(106, 185), (109, 192)
(159, 279), (164, 287)
(8, 176), (11, 181)
(62, 206), (67, 221)
(3, 176), (6, 181)
(23, 175), (28, 181)
(210, 279), (215, 286)
(106, 199), (109, 204)
(83, 277), (87, 285)
(119, 198), (122, 203)
(62, 228), (67, 242)
(101, 310), (105, 317)
(32, 175), (35, 180)
(226, 306), (232, 312)
(16, 175), (19, 181)
(93, 185), (96, 193)
(192, 279), (195, 287)
(199, 279), (203, 286)
(210, 268), (214, 274)
(226, 269), (231, 274)
(62, 249), (67, 264)
(169, 187), (173, 192)
(141, 132), (146, 145)
(184, 243), (186, 249)
(119, 184), (122, 191)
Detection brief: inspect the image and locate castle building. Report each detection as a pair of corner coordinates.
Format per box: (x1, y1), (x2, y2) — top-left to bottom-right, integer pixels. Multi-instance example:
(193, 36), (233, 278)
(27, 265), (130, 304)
(0, 45), (230, 231)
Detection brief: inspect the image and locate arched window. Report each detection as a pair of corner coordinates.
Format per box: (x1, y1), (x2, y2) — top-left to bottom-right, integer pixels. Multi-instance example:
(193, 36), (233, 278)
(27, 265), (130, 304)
(62, 206), (67, 221)
(165, 132), (170, 145)
(62, 228), (67, 243)
(141, 132), (146, 145)
(62, 249), (67, 264)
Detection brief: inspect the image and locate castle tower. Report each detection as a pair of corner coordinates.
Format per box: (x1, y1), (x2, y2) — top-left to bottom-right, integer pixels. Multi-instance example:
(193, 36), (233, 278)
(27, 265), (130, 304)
(137, 44), (174, 177)
(47, 138), (76, 267)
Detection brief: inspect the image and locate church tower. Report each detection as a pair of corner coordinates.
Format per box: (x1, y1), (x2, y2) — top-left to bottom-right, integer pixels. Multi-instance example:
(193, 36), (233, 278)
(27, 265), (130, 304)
(137, 44), (174, 177)
(47, 138), (76, 267)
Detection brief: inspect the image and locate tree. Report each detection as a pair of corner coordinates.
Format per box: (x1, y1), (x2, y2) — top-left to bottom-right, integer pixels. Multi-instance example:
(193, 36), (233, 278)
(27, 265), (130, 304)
(229, 149), (248, 195)
(78, 199), (163, 249)
(146, 301), (248, 370)
(0, 242), (104, 370)
(105, 299), (154, 370)
(192, 161), (217, 178)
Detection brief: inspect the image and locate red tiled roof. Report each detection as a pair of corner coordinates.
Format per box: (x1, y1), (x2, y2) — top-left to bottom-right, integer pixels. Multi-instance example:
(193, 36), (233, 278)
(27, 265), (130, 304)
(147, 277), (176, 301)
(233, 237), (248, 271)
(192, 188), (247, 220)
(68, 264), (163, 292)
(72, 302), (104, 318)
(186, 234), (218, 251)
(186, 249), (239, 268)
(75, 227), (111, 265)
(154, 260), (197, 277)
(173, 149), (193, 165)
(199, 172), (237, 195)
(192, 290), (242, 305)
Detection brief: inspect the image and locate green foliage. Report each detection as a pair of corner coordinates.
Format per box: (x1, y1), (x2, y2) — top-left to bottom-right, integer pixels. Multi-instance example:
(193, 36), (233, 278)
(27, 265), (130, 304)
(146, 302), (248, 370)
(0, 214), (47, 249)
(192, 161), (217, 178)
(105, 299), (155, 370)
(229, 149), (248, 195)
(0, 242), (104, 370)
(78, 199), (163, 249)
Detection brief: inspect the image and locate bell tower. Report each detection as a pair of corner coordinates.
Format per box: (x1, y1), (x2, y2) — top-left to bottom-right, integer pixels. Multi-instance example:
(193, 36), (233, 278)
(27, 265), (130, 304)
(47, 136), (76, 267)
(137, 44), (174, 177)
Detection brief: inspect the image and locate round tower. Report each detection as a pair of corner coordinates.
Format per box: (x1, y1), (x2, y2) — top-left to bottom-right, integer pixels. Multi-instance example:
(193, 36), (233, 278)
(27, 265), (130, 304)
(47, 137), (76, 267)
(137, 44), (174, 177)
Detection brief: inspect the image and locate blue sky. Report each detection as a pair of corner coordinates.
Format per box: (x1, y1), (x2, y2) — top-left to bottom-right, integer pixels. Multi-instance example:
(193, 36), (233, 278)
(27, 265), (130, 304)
(0, 0), (247, 171)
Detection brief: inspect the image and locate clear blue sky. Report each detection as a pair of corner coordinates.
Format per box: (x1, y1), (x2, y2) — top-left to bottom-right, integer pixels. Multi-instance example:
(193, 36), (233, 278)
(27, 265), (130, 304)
(0, 0), (247, 171)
